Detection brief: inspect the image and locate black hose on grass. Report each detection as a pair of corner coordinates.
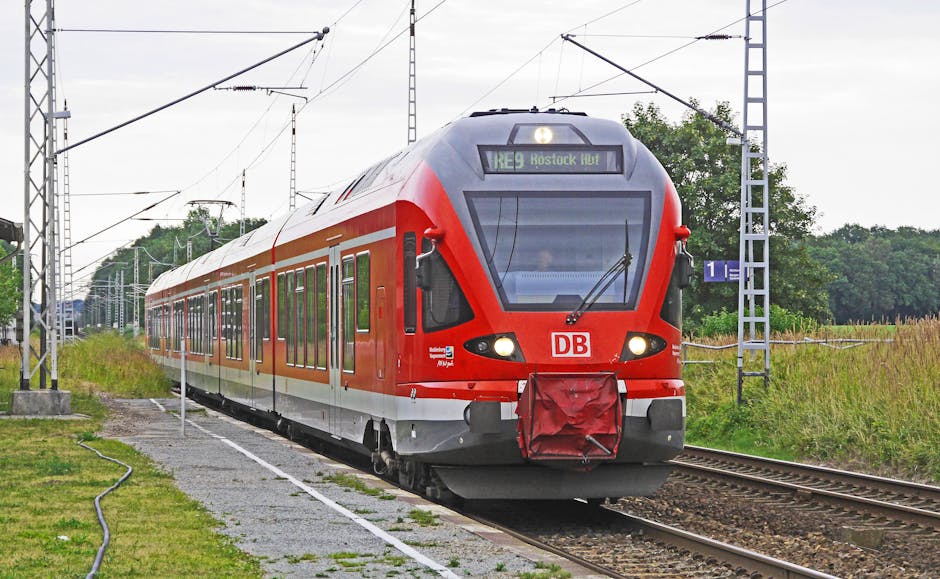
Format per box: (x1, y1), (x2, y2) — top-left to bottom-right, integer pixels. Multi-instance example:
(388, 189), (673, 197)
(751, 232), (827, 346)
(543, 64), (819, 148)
(77, 438), (133, 579)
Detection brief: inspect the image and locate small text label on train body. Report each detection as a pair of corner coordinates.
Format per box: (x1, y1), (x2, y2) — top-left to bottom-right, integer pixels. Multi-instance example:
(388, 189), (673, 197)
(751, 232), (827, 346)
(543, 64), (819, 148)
(551, 332), (591, 357)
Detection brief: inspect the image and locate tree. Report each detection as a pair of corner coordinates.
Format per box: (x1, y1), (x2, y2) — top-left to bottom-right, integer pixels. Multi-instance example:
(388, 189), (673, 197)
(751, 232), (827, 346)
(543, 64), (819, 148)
(0, 241), (23, 327)
(623, 102), (832, 329)
(83, 211), (267, 329)
(809, 225), (940, 322)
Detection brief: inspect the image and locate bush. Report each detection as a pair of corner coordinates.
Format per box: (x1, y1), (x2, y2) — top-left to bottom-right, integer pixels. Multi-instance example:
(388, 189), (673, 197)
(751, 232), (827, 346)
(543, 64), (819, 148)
(695, 305), (818, 338)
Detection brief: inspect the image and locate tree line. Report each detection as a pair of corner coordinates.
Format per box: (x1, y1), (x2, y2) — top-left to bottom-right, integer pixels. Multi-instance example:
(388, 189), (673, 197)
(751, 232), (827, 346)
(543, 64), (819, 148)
(623, 102), (939, 328)
(82, 209), (266, 328)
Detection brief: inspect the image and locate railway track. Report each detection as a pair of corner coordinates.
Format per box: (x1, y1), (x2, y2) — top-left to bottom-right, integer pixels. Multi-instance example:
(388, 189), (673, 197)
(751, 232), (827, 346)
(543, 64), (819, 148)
(464, 500), (837, 578)
(673, 445), (940, 530)
(193, 391), (842, 577)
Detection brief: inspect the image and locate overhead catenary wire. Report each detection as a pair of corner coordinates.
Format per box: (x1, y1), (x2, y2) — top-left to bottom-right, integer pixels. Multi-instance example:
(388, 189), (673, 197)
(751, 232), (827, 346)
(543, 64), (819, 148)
(56, 28), (329, 156)
(205, 0), (451, 205)
(69, 189), (179, 197)
(56, 28), (323, 34)
(63, 191), (182, 253)
(458, 0), (647, 118)
(545, 0), (791, 110)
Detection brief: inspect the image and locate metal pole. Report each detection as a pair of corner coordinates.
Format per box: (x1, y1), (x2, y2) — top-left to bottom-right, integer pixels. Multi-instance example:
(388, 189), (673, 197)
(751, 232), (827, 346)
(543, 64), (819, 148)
(119, 270), (125, 332)
(240, 169), (246, 236)
(180, 336), (186, 436)
(46, 0), (59, 389)
(21, 0), (32, 390)
(133, 247), (140, 336)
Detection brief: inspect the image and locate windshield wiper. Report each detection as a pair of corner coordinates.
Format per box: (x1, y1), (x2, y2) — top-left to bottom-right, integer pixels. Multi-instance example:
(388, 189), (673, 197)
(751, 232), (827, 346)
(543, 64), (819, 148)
(565, 252), (632, 325)
(566, 219), (632, 325)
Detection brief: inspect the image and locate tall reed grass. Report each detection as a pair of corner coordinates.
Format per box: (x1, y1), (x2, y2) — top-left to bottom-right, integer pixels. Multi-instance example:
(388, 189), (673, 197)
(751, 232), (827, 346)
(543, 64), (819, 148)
(1, 333), (170, 408)
(685, 317), (940, 482)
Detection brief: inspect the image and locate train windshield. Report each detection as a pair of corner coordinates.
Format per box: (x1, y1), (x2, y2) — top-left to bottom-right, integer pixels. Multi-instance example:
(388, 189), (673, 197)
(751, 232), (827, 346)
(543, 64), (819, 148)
(465, 191), (651, 311)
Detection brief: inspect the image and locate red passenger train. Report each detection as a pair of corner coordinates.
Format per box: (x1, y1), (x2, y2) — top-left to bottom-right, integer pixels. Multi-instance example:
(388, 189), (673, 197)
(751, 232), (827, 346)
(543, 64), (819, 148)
(145, 109), (693, 500)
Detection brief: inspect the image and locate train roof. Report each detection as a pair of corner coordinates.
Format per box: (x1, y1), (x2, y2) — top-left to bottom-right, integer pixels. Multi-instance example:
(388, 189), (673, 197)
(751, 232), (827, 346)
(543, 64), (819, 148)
(147, 110), (649, 297)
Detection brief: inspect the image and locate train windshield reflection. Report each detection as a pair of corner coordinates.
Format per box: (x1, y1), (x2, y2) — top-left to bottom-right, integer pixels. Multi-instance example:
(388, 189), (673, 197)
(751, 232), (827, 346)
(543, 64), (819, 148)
(465, 191), (651, 311)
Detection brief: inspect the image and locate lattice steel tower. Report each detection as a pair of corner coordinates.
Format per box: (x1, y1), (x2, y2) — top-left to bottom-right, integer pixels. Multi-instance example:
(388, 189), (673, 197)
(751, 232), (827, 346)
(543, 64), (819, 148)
(407, 0), (417, 144)
(289, 105), (297, 211)
(59, 101), (75, 341)
(22, 0), (61, 389)
(736, 0), (771, 400)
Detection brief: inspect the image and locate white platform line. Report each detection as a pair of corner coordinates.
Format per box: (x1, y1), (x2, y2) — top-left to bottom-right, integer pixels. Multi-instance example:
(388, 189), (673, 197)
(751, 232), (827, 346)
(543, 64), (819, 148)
(149, 400), (458, 579)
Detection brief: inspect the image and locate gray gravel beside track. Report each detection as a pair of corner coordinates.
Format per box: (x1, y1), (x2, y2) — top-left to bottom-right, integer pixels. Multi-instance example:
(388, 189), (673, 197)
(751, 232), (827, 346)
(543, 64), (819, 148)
(104, 397), (594, 578)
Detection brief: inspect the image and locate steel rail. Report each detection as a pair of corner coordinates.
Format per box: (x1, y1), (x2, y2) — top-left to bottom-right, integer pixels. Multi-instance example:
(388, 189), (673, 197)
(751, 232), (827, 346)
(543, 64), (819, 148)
(456, 508), (629, 579)
(675, 446), (940, 529)
(603, 507), (838, 579)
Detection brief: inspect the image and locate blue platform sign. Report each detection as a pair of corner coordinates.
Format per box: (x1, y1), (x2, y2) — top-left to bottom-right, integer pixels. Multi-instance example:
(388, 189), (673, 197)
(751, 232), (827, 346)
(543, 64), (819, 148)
(704, 260), (741, 282)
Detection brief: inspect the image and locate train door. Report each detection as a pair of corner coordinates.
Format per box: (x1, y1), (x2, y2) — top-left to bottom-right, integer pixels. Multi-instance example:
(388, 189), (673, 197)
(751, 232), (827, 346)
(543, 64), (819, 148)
(375, 286), (389, 415)
(202, 290), (211, 389)
(328, 245), (342, 437)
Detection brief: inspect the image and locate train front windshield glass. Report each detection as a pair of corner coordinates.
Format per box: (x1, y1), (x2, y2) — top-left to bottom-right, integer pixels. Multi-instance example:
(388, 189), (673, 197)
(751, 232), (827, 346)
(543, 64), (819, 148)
(466, 191), (651, 310)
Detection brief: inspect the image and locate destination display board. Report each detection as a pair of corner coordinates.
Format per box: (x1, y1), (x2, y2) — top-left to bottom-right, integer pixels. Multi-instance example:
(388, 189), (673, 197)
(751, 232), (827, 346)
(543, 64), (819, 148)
(479, 145), (623, 174)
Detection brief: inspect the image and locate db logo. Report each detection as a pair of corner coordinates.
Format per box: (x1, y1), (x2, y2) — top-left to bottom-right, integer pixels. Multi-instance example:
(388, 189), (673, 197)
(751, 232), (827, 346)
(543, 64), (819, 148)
(551, 332), (591, 358)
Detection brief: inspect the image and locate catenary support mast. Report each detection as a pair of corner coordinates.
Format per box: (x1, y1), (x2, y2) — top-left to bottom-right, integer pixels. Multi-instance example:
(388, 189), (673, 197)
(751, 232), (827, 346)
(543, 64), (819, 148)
(288, 105), (297, 210)
(407, 0), (417, 144)
(736, 0), (771, 401)
(22, 0), (61, 389)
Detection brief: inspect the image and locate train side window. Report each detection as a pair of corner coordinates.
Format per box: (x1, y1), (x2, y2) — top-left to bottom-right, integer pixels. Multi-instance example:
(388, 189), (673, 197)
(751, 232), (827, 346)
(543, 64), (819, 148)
(342, 256), (355, 372)
(356, 252), (370, 332)
(277, 272), (287, 340)
(208, 290), (217, 356)
(294, 269), (305, 367)
(173, 300), (184, 352)
(420, 240), (474, 332)
(235, 285), (243, 360)
(315, 264), (328, 369)
(305, 267), (316, 368)
(187, 297), (195, 354)
(403, 233), (417, 334)
(660, 250), (689, 329)
(286, 271), (296, 365)
(222, 289), (231, 359)
(261, 278), (270, 340)
(254, 279), (264, 363)
(163, 304), (170, 344)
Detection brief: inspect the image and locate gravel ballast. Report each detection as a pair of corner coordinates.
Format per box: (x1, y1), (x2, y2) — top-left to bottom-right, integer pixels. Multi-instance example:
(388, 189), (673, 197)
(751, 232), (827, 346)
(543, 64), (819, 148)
(104, 397), (598, 578)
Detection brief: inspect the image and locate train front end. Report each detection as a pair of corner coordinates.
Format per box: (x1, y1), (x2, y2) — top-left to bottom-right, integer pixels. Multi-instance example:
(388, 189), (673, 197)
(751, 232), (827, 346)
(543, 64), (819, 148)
(394, 111), (691, 499)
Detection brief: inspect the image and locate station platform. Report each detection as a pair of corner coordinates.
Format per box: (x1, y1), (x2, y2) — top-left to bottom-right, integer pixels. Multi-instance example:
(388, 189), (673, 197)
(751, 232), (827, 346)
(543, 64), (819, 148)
(105, 397), (603, 577)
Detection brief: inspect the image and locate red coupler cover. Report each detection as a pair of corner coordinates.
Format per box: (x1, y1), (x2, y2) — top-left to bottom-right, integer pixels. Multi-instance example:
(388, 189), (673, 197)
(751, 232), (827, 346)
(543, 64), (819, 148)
(516, 372), (622, 462)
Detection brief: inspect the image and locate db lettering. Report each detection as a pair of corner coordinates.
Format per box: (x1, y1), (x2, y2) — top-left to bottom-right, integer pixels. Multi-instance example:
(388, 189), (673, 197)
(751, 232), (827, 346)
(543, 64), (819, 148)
(552, 332), (591, 357)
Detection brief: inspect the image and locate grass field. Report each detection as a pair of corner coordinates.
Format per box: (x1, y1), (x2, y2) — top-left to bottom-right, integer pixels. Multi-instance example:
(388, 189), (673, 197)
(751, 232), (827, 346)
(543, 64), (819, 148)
(0, 335), (262, 578)
(684, 317), (940, 482)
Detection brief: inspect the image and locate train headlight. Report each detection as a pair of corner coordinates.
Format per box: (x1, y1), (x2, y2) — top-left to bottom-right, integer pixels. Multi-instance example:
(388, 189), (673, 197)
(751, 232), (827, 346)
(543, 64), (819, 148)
(533, 126), (554, 144)
(493, 337), (516, 357)
(620, 332), (667, 361)
(627, 336), (649, 356)
(464, 333), (525, 362)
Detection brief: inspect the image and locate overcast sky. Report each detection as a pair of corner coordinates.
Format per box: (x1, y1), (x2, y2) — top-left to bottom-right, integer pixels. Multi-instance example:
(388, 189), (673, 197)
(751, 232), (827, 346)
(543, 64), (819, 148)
(2, 0), (938, 296)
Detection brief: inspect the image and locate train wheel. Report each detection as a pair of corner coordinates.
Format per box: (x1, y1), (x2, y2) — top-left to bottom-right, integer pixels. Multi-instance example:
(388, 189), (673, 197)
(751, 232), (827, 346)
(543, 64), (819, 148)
(397, 459), (426, 492)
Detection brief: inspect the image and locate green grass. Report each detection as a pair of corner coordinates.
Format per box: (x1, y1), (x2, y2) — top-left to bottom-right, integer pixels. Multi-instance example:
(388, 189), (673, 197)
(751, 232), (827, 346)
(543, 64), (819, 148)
(2, 333), (172, 399)
(322, 472), (396, 500)
(0, 336), (262, 577)
(684, 318), (940, 482)
(406, 508), (440, 527)
(517, 562), (572, 579)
